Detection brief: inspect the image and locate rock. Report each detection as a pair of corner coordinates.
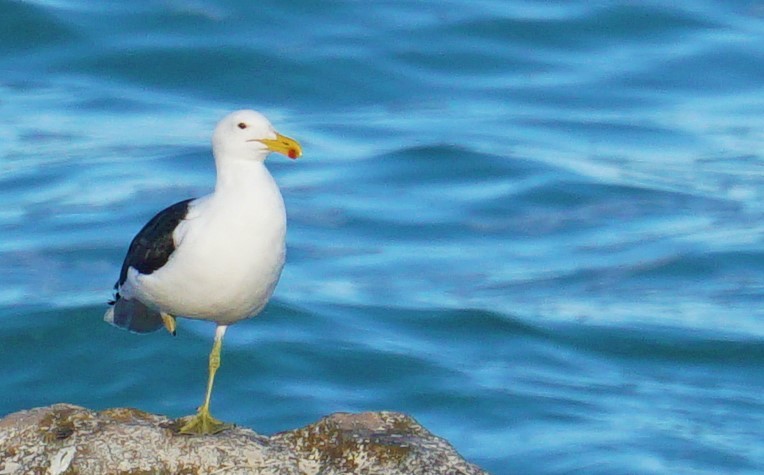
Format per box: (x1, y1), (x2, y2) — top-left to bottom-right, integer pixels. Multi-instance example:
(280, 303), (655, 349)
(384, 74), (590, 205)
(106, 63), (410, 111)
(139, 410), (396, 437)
(0, 404), (487, 475)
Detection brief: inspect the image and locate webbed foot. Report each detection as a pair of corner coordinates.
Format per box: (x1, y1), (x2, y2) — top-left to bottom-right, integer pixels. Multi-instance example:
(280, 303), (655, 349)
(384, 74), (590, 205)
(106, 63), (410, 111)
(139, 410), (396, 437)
(177, 407), (232, 435)
(161, 313), (177, 336)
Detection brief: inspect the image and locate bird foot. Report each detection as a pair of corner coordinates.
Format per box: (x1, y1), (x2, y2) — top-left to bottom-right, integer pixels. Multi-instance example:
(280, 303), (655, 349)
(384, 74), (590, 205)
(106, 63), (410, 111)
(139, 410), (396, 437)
(176, 408), (232, 435)
(161, 312), (177, 336)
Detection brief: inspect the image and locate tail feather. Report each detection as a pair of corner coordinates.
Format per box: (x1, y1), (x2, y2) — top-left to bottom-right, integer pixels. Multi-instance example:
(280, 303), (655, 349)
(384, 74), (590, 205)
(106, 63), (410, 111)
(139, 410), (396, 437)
(104, 297), (164, 333)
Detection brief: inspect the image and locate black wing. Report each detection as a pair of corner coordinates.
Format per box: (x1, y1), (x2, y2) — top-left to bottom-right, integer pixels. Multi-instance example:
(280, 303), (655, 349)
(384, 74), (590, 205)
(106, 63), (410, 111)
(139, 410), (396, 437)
(117, 198), (195, 287)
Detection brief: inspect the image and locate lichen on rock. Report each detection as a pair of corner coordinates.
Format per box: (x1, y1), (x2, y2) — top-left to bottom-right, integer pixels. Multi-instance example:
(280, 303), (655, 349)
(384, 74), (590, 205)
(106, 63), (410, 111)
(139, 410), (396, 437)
(0, 404), (486, 475)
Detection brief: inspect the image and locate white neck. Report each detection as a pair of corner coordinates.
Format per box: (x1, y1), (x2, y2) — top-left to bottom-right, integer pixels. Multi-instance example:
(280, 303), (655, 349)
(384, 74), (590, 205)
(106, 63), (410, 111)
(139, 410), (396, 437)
(210, 155), (285, 228)
(214, 155), (270, 193)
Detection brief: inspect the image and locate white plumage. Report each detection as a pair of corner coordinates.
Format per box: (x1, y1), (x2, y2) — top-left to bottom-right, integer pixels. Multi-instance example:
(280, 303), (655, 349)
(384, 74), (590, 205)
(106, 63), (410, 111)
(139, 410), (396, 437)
(105, 109), (302, 434)
(125, 158), (286, 323)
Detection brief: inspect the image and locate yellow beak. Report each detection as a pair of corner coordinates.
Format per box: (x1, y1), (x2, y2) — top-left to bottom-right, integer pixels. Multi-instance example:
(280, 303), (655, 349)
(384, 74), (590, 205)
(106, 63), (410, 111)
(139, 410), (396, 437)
(259, 133), (302, 159)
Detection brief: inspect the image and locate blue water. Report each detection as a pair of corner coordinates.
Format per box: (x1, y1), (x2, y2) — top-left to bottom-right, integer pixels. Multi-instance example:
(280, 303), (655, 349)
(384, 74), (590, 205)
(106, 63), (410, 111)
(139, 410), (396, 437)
(2, 1), (764, 473)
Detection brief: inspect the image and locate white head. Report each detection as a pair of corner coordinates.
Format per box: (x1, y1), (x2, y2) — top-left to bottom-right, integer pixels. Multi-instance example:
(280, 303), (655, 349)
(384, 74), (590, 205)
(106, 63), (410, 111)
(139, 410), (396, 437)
(211, 109), (302, 163)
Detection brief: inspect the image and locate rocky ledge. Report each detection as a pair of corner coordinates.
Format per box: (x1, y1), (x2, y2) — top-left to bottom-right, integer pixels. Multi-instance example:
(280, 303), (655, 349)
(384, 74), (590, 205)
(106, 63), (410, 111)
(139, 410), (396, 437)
(0, 404), (486, 474)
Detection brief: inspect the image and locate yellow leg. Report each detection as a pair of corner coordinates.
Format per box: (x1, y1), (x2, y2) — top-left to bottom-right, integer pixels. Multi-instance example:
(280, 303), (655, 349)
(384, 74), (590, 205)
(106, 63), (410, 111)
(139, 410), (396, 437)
(161, 313), (177, 336)
(178, 325), (232, 435)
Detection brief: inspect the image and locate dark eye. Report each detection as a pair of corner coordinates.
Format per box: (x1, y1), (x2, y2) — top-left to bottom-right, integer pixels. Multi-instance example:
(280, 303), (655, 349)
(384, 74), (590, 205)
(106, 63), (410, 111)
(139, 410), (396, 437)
(238, 122), (247, 129)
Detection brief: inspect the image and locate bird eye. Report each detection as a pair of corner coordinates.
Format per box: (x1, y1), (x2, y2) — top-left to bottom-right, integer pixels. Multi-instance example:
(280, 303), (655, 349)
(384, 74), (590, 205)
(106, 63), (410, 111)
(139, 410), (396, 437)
(237, 122), (247, 129)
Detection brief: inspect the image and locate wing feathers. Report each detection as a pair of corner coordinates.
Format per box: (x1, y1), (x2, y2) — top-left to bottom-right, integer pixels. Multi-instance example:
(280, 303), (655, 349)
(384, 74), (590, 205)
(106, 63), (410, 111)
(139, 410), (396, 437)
(118, 198), (195, 286)
(107, 198), (195, 333)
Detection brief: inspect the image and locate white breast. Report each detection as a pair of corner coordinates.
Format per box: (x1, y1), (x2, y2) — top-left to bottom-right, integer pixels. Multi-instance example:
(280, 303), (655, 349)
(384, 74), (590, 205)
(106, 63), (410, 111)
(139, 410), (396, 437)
(130, 162), (286, 324)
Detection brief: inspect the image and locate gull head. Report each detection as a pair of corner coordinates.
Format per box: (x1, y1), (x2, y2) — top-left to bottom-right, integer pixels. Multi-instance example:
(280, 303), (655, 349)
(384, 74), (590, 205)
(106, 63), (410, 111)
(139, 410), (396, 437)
(212, 110), (302, 162)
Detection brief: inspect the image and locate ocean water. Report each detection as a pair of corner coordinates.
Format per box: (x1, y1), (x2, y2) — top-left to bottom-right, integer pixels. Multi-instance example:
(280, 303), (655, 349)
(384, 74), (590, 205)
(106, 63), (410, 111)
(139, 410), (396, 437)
(2, 0), (764, 473)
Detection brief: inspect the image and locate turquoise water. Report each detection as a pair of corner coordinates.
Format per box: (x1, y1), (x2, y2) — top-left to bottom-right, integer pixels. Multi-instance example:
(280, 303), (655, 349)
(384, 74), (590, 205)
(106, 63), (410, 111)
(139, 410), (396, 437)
(3, 1), (764, 472)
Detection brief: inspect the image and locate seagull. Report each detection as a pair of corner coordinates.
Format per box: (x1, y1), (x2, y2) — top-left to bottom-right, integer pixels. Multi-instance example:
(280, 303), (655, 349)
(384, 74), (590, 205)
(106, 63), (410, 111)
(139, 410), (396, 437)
(105, 110), (302, 435)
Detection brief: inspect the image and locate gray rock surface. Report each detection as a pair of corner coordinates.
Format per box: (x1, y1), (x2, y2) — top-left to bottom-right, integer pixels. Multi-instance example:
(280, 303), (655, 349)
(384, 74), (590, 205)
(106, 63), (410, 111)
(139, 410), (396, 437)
(0, 404), (487, 474)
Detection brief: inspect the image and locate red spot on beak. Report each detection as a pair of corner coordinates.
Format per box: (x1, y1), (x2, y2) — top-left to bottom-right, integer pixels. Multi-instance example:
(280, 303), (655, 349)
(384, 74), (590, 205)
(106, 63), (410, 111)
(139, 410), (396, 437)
(288, 149), (298, 159)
